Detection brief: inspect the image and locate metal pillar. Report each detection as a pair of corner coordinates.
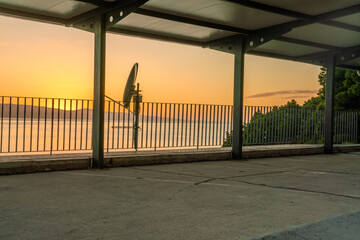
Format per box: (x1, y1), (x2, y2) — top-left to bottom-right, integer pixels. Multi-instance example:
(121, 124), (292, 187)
(92, 13), (106, 168)
(232, 40), (245, 159)
(324, 55), (335, 154)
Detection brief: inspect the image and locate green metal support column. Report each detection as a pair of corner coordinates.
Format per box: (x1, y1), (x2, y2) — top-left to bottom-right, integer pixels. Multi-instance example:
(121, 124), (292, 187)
(324, 55), (335, 154)
(92, 13), (106, 168)
(232, 40), (245, 159)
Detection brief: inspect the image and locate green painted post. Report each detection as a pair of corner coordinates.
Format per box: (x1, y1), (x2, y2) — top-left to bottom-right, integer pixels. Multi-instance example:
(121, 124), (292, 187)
(92, 13), (106, 168)
(324, 55), (335, 154)
(232, 40), (245, 159)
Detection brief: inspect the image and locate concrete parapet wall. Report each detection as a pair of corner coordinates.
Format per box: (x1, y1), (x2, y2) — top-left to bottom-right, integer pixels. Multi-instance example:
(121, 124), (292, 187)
(1, 145), (359, 175)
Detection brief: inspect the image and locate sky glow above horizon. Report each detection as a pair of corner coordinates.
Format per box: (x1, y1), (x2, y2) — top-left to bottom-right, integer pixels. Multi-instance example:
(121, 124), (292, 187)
(0, 15), (322, 106)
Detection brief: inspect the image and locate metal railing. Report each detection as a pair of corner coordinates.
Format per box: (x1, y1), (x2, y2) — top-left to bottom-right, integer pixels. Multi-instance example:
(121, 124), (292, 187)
(0, 96), (358, 154)
(239, 106), (358, 146)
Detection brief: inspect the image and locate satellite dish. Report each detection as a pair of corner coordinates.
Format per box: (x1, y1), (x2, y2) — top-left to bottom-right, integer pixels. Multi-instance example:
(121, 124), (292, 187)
(357, 70), (360, 77)
(123, 63), (138, 108)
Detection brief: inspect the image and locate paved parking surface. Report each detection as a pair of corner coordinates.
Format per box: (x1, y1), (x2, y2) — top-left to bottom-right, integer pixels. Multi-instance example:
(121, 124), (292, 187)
(1, 153), (360, 239)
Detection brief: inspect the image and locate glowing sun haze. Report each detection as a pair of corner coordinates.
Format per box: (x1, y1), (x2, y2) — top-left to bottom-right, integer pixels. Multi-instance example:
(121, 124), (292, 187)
(0, 15), (321, 106)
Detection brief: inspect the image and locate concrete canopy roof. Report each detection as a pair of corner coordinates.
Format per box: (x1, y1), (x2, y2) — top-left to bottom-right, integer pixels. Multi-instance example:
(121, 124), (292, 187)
(0, 0), (359, 69)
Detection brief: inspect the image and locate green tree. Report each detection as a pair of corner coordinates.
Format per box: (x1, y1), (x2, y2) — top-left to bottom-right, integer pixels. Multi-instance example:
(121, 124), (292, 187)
(303, 67), (360, 111)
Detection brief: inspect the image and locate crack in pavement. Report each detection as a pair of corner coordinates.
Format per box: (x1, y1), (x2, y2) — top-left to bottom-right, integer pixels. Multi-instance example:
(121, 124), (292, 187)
(223, 178), (360, 200)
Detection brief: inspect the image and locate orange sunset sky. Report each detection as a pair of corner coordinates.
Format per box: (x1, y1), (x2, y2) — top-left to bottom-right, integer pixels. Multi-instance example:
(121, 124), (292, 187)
(0, 15), (321, 106)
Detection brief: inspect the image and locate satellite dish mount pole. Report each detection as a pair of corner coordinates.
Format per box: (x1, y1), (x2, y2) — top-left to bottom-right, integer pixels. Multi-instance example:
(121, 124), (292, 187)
(133, 83), (142, 150)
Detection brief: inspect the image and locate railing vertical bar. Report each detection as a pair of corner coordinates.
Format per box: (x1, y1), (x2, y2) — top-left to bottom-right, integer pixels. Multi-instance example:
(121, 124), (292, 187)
(112, 101), (115, 149)
(251, 106), (255, 145)
(141, 102), (144, 148)
(208, 105), (212, 146)
(343, 111), (345, 143)
(288, 108), (292, 143)
(80, 100), (84, 150)
(127, 102), (131, 149)
(117, 102), (121, 149)
(203, 105), (208, 146)
(153, 103), (158, 150)
(278, 107), (282, 143)
(159, 103), (162, 148)
(214, 105), (219, 146)
(339, 111), (342, 143)
(337, 111), (340, 143)
(279, 108), (285, 144)
(257, 106), (260, 145)
(168, 103), (172, 147)
(163, 103), (167, 147)
(243, 106), (247, 145)
(172, 103), (176, 147)
(271, 107), (275, 144)
(286, 107), (290, 144)
(265, 106), (268, 144)
(57, 99), (60, 151)
(8, 97), (12, 152)
(86, 100), (89, 150)
(261, 106), (265, 144)
(74, 100), (78, 150)
(50, 99), (54, 154)
(289, 108), (293, 143)
(334, 111), (341, 143)
(297, 108), (300, 143)
(230, 105), (233, 146)
(145, 102), (149, 148)
(196, 105), (201, 149)
(218, 105), (222, 145)
(284, 107), (287, 144)
(248, 106), (251, 145)
(176, 104), (180, 147)
(189, 104), (193, 146)
(353, 112), (356, 142)
(43, 98), (48, 151)
(222, 105), (227, 146)
(68, 99), (72, 150)
(316, 109), (319, 143)
(307, 109), (310, 142)
(185, 104), (189, 147)
(311, 110), (315, 143)
(145, 103), (149, 148)
(15, 97), (19, 152)
(22, 98), (26, 152)
(295, 108), (298, 143)
(180, 104), (183, 147)
(226, 105), (230, 145)
(106, 101), (110, 151)
(356, 113), (358, 143)
(194, 105), (197, 146)
(257, 106), (261, 144)
(200, 105), (205, 146)
(301, 108), (304, 143)
(29, 98), (34, 152)
(211, 105), (215, 146)
(253, 106), (257, 144)
(0, 97), (4, 152)
(150, 103), (154, 149)
(62, 100), (66, 150)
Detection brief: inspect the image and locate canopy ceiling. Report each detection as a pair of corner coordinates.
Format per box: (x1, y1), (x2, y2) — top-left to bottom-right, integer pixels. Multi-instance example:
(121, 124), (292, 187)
(1, 0), (359, 69)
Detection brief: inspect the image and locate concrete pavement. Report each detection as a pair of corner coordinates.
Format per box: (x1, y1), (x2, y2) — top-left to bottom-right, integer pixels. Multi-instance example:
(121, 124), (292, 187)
(1, 152), (360, 239)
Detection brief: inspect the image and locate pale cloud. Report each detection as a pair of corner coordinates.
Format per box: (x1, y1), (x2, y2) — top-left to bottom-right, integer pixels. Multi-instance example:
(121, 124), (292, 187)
(280, 95), (314, 99)
(75, 40), (87, 44)
(246, 90), (317, 98)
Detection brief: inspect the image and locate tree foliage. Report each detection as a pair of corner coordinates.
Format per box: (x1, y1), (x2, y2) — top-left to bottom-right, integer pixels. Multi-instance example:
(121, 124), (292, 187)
(303, 68), (360, 111)
(223, 67), (360, 146)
